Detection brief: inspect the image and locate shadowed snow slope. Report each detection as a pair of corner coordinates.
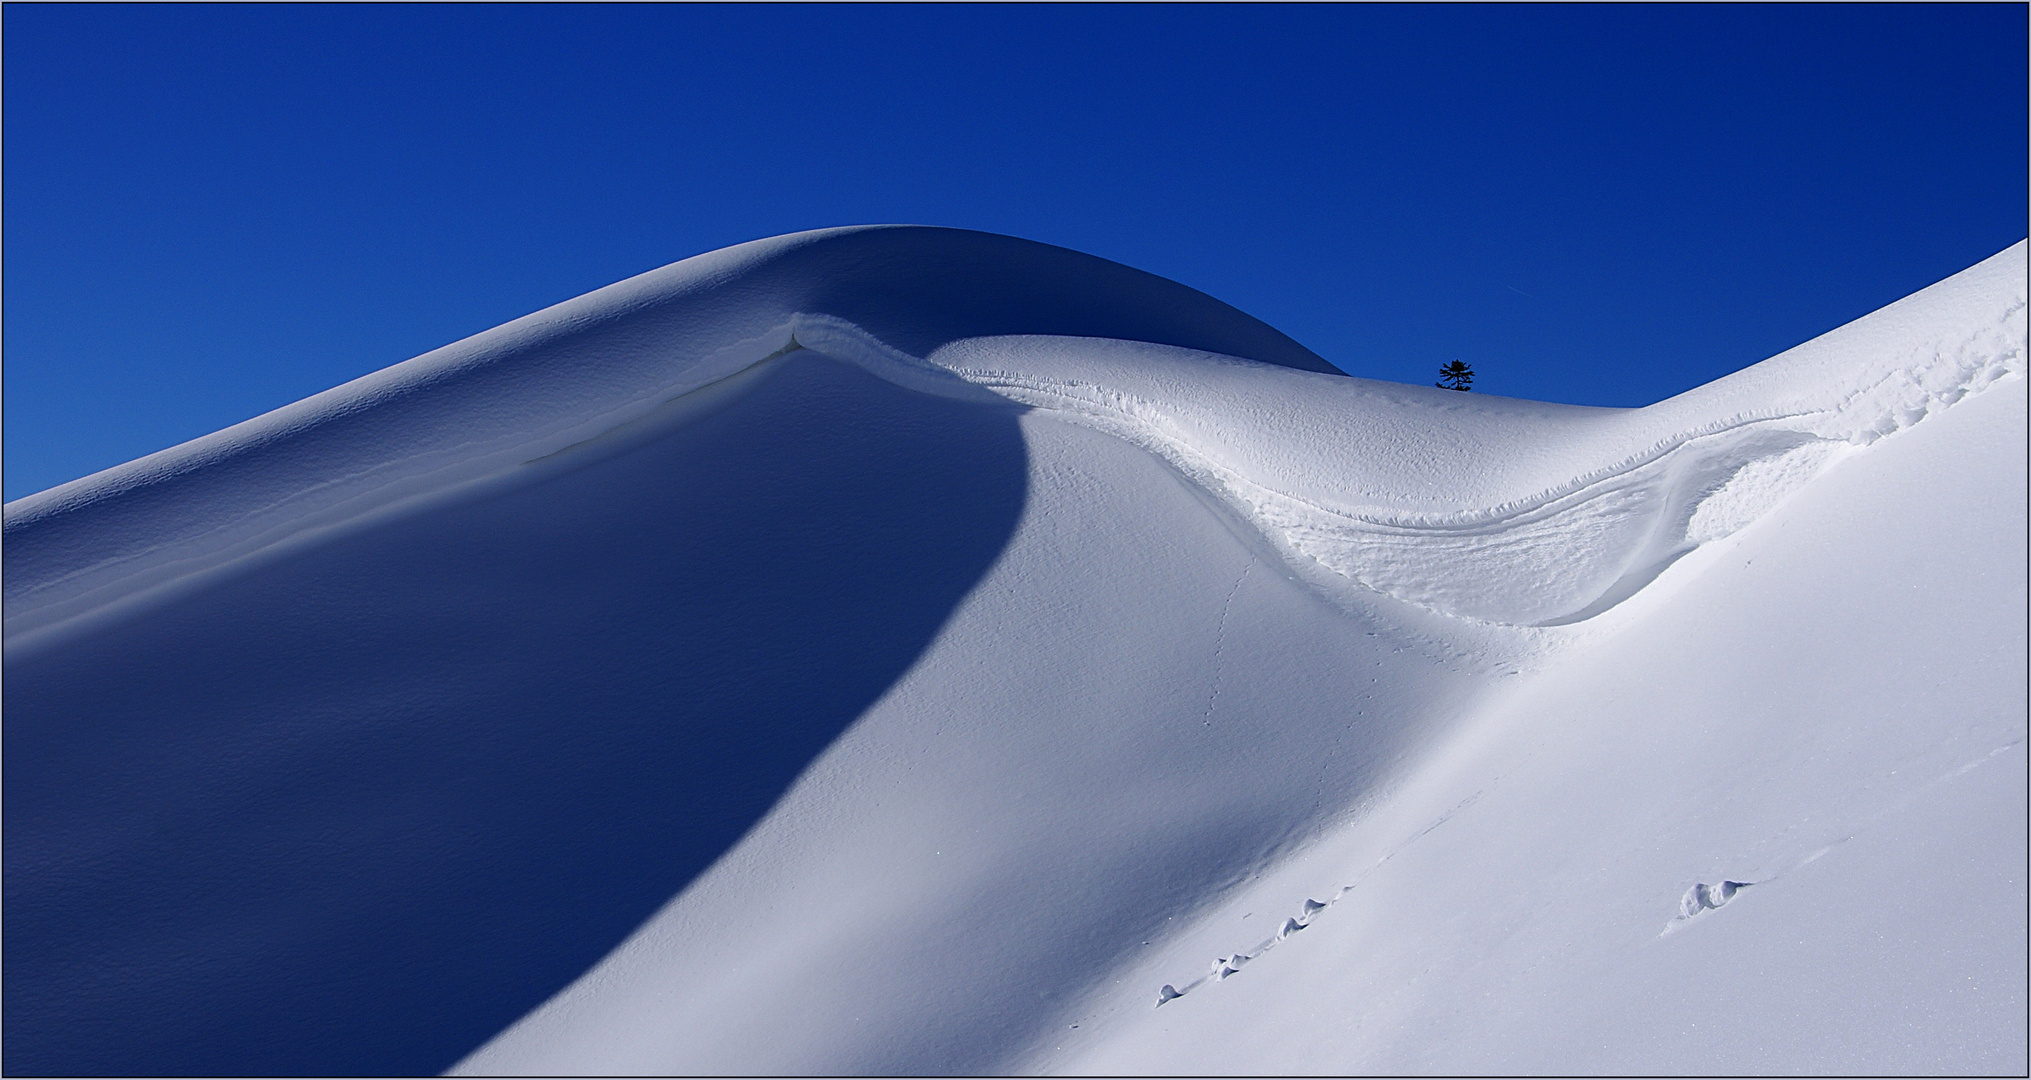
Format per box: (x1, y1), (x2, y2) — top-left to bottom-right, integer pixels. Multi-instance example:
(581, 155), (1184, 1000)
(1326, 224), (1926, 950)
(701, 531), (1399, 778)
(4, 228), (2024, 1076)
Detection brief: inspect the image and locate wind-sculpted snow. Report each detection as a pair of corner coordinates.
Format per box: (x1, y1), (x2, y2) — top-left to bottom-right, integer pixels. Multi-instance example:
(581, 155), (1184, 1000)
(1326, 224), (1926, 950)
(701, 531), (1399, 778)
(913, 244), (2023, 626)
(1, 225), (1332, 653)
(4, 354), (1034, 1076)
(9, 231), (2021, 647)
(4, 229), (2024, 1076)
(1054, 375), (2026, 1077)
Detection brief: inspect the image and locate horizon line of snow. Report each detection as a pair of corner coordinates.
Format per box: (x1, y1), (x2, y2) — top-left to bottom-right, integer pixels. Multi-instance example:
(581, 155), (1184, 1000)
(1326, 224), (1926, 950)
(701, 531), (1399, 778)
(5, 244), (2022, 649)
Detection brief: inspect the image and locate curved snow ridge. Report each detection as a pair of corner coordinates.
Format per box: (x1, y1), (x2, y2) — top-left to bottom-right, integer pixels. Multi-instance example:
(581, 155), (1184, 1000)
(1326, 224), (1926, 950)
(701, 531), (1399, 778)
(1, 225), (1330, 651)
(4, 234), (2020, 643)
(905, 243), (2025, 626)
(936, 364), (1993, 628)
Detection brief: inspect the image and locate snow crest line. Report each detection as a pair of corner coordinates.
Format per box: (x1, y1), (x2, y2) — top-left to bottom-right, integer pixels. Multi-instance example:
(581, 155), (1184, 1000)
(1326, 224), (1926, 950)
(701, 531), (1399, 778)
(4, 325), (820, 652)
(8, 272), (2021, 648)
(799, 295), (2023, 627)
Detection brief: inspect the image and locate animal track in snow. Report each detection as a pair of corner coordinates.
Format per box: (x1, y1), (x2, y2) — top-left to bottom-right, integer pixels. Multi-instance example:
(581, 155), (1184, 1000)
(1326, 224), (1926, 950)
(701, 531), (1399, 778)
(1660, 740), (2025, 936)
(1657, 878), (1756, 938)
(1202, 562), (1252, 726)
(1677, 879), (1751, 919)
(1155, 793), (1493, 1006)
(1154, 894), (1334, 1006)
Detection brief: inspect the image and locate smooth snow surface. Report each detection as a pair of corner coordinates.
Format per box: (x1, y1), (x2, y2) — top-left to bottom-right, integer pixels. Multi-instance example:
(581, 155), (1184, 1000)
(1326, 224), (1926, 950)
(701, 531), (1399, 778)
(5, 227), (2024, 1076)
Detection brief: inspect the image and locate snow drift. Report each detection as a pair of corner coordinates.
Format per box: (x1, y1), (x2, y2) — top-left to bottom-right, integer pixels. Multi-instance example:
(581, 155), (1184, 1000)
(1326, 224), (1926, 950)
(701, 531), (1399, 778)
(4, 227), (2024, 1076)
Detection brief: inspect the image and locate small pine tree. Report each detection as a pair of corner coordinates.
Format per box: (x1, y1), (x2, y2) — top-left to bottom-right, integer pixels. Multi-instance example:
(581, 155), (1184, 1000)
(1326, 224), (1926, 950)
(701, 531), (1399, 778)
(1436, 361), (1474, 392)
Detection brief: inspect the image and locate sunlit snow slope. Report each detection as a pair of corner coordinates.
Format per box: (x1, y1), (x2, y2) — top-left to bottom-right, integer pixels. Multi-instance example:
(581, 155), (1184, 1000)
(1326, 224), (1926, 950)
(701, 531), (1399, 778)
(5, 227), (2024, 1076)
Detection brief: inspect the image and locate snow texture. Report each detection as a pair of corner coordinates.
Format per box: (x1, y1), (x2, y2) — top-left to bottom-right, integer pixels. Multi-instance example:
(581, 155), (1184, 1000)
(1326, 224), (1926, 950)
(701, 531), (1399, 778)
(4, 226), (2024, 1076)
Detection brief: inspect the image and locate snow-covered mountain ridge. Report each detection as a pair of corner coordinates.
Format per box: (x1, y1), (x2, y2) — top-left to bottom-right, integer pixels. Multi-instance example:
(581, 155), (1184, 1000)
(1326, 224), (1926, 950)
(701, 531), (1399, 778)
(8, 230), (2021, 645)
(5, 228), (2023, 1076)
(3, 226), (1329, 653)
(913, 241), (2022, 628)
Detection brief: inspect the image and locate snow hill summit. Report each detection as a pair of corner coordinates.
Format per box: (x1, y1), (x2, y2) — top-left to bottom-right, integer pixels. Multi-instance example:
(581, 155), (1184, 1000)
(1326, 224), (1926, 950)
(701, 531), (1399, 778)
(5, 227), (2025, 1076)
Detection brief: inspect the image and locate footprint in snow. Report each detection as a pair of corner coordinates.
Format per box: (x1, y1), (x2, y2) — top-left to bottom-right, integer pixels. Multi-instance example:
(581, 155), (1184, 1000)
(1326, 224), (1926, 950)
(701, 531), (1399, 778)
(1678, 879), (1751, 919)
(1157, 897), (1334, 1006)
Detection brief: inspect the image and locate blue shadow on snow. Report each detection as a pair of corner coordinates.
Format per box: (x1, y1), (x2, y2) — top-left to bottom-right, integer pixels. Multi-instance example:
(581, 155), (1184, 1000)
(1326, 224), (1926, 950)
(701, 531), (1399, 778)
(3, 354), (1028, 1075)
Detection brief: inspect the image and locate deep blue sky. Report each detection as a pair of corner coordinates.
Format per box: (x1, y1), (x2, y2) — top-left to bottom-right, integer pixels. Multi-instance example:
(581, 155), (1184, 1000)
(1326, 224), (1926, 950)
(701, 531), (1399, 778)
(6, 4), (2025, 500)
